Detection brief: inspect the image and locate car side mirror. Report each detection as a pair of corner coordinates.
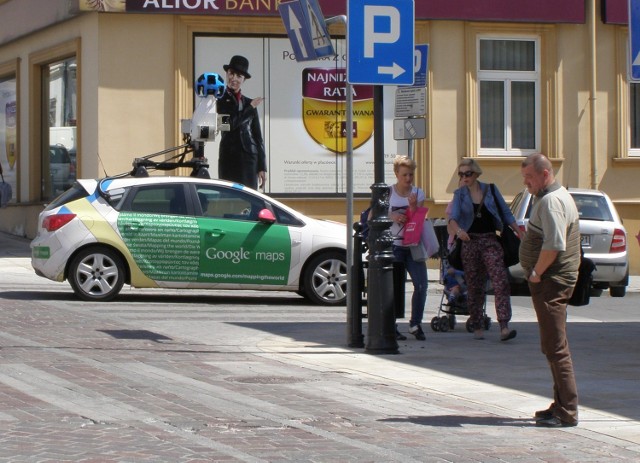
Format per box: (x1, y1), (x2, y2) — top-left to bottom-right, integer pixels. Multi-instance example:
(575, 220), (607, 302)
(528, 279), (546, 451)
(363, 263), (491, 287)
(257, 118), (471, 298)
(258, 208), (276, 224)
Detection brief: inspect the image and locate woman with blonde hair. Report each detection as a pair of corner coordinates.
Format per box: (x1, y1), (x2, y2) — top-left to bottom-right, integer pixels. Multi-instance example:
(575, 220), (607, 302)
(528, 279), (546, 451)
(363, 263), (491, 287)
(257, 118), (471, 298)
(447, 159), (524, 341)
(388, 155), (428, 340)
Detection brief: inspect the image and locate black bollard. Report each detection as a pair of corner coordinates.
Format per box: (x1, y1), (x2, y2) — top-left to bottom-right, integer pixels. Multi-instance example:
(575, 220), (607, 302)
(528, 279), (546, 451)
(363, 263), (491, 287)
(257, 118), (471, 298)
(347, 221), (365, 348)
(365, 183), (398, 354)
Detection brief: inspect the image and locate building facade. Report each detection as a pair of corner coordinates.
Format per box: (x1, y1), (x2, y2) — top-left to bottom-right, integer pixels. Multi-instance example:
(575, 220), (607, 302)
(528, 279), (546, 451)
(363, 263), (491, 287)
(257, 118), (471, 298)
(0, 0), (638, 274)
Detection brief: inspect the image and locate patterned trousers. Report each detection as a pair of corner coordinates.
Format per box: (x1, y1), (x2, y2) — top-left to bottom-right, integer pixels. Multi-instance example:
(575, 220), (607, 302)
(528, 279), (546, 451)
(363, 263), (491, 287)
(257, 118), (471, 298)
(460, 233), (513, 329)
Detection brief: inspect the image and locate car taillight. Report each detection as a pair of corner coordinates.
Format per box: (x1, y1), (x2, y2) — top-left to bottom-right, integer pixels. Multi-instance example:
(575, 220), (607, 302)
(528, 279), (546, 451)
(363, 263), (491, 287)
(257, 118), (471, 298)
(610, 228), (626, 253)
(42, 213), (76, 232)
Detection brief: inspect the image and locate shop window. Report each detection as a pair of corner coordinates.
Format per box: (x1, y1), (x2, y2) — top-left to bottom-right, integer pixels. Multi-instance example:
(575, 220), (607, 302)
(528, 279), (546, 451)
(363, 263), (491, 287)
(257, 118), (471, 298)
(0, 71), (17, 203)
(43, 57), (77, 199)
(477, 38), (540, 155)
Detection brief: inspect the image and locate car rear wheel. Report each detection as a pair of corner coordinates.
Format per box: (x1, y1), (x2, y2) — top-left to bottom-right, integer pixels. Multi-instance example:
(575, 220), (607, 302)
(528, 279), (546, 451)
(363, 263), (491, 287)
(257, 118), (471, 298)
(68, 246), (125, 302)
(302, 251), (347, 306)
(609, 285), (626, 297)
(609, 270), (629, 298)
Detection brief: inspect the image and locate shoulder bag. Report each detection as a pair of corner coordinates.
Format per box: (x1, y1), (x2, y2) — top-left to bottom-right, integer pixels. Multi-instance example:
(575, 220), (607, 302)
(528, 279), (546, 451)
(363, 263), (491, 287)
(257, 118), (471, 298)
(569, 249), (596, 306)
(490, 184), (520, 267)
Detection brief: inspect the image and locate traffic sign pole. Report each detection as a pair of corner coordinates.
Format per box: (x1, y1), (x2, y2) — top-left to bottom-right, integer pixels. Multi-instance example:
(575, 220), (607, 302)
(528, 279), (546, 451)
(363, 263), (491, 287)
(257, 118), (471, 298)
(345, 0), (414, 354)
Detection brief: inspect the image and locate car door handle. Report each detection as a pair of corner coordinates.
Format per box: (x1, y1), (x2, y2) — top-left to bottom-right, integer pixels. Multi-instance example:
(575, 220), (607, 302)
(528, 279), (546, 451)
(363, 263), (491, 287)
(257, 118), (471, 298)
(206, 229), (226, 238)
(123, 222), (144, 231)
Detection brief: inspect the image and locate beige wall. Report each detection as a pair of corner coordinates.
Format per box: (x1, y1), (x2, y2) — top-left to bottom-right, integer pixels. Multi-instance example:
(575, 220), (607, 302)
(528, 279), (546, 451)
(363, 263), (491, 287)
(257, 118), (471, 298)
(95, 14), (176, 178)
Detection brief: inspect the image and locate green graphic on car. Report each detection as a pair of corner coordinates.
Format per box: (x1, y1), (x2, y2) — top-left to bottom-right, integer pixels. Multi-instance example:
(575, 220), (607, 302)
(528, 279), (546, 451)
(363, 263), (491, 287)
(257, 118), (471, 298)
(117, 212), (291, 285)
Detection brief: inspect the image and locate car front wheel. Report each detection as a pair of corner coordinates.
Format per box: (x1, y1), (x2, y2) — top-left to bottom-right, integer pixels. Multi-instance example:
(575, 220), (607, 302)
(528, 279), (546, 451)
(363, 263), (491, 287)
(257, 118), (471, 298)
(68, 246), (125, 302)
(302, 251), (347, 305)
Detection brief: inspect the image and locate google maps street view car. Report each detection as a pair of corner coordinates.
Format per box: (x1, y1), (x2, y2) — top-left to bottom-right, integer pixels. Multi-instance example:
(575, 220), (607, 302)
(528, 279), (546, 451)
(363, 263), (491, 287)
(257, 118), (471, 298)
(31, 176), (348, 305)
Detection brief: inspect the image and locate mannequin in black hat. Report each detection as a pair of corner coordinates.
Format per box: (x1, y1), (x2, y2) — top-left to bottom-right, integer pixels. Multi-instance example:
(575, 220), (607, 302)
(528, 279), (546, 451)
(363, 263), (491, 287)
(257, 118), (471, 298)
(217, 55), (267, 190)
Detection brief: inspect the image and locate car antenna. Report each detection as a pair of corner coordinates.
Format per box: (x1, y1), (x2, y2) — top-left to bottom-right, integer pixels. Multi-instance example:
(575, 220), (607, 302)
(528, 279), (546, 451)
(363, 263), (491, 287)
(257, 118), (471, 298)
(97, 152), (109, 177)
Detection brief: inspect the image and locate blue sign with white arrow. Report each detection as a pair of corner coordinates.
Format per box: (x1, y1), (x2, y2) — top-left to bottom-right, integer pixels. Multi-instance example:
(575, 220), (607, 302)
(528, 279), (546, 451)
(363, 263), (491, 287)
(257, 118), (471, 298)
(347, 0), (415, 85)
(278, 0), (335, 62)
(630, 0), (640, 81)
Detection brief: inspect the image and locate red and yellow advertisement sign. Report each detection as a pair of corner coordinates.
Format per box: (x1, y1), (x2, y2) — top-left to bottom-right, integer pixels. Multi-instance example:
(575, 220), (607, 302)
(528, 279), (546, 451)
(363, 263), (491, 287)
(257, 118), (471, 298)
(302, 68), (373, 154)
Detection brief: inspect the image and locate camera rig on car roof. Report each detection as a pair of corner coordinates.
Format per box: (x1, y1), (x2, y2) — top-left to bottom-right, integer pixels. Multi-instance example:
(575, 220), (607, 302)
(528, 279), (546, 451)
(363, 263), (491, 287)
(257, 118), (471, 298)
(128, 72), (230, 179)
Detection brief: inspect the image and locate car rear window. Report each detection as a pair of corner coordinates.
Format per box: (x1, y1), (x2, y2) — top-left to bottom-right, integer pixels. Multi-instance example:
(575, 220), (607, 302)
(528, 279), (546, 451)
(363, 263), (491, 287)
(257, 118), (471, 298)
(570, 194), (613, 221)
(44, 182), (88, 211)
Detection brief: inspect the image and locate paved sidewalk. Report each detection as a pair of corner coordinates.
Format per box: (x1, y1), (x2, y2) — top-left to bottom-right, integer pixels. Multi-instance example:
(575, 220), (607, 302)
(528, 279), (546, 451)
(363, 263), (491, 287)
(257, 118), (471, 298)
(0, 231), (639, 462)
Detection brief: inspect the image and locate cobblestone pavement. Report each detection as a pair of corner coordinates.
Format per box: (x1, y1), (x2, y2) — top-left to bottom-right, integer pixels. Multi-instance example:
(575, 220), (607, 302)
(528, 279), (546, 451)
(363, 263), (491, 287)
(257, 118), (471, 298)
(1, 232), (639, 462)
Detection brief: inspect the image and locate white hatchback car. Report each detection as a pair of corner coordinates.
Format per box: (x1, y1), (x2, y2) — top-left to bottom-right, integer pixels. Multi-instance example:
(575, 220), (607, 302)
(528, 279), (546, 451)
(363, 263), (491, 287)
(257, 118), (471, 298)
(31, 176), (348, 304)
(509, 188), (629, 297)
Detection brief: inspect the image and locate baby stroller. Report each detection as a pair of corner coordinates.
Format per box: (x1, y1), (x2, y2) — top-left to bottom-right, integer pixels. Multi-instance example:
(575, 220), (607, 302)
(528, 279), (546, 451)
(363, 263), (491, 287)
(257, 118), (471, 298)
(430, 220), (491, 333)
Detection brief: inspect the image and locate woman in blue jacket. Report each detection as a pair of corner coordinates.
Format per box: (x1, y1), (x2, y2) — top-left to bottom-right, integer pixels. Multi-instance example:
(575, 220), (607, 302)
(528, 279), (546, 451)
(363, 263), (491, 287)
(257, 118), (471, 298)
(448, 159), (524, 341)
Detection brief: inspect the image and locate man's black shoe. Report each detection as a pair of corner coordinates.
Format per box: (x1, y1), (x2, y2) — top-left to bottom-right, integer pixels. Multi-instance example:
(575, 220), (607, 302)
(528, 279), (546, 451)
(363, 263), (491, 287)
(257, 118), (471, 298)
(534, 408), (554, 421)
(396, 329), (407, 341)
(535, 417), (577, 428)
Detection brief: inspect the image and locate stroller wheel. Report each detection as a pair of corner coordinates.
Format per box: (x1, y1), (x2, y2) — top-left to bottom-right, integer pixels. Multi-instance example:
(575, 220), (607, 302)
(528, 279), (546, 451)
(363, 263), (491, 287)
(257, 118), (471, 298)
(465, 318), (474, 333)
(431, 316), (440, 332)
(438, 316), (450, 332)
(484, 316), (492, 331)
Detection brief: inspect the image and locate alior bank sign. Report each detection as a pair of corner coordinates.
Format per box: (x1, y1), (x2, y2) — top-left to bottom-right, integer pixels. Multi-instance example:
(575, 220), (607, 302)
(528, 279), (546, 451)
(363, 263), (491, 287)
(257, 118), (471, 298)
(80, 0), (585, 23)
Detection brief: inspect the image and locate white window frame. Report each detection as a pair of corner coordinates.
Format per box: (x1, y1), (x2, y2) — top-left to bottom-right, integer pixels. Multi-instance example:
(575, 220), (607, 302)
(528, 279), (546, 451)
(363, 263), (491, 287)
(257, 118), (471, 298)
(476, 35), (541, 157)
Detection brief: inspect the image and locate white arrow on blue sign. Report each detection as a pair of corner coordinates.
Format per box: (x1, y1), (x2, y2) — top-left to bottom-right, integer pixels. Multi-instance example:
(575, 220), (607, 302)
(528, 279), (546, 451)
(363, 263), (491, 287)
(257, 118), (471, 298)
(347, 0), (415, 85)
(630, 0), (640, 81)
(278, 0), (335, 62)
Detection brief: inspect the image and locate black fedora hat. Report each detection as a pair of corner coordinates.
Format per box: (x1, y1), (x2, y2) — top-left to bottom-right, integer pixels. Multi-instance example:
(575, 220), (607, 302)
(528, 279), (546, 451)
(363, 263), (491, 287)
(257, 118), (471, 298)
(223, 55), (251, 79)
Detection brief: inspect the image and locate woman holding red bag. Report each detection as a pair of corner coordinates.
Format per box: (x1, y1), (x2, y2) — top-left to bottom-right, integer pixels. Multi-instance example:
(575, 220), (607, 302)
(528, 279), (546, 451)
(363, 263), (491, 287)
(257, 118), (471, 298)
(388, 155), (428, 341)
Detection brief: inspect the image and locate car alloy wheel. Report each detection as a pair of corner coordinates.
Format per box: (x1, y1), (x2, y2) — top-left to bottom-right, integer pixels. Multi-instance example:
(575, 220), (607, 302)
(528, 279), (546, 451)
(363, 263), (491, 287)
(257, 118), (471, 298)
(303, 251), (347, 305)
(68, 246), (125, 302)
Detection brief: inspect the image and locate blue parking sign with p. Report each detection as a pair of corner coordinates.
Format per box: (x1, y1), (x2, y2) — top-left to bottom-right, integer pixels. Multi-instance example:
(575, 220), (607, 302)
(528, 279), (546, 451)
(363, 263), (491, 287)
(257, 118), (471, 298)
(630, 0), (640, 81)
(347, 0), (415, 85)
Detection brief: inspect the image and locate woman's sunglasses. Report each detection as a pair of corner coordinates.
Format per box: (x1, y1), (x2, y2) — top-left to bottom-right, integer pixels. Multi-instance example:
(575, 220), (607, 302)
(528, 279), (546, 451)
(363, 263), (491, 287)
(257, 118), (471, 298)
(457, 171), (475, 178)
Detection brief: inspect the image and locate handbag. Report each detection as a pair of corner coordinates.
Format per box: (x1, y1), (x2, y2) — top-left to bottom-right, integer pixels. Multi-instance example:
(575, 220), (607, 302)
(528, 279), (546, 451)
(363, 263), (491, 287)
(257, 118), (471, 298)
(421, 218), (440, 258)
(490, 184), (520, 267)
(499, 226), (521, 267)
(448, 238), (464, 270)
(402, 206), (428, 246)
(569, 253), (596, 306)
(410, 242), (428, 262)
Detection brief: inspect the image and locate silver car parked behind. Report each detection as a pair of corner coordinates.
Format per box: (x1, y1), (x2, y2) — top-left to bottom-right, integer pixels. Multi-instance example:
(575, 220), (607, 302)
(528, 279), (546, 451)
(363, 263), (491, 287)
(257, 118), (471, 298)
(509, 188), (629, 297)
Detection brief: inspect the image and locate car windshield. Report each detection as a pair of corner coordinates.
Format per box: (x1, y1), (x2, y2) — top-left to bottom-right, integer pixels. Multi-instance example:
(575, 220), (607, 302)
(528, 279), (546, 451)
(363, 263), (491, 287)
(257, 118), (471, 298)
(570, 194), (613, 222)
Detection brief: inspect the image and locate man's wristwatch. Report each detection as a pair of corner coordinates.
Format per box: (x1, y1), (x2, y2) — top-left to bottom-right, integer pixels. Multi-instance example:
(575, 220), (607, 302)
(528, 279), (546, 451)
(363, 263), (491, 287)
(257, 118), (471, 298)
(531, 269), (539, 278)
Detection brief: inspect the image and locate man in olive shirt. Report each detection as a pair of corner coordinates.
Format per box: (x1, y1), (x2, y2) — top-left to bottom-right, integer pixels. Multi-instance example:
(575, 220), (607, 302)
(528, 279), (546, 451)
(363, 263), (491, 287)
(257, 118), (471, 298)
(519, 153), (581, 428)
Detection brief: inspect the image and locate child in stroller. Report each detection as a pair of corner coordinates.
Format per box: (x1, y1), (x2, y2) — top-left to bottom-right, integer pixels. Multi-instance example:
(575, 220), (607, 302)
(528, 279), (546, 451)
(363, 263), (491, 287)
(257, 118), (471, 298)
(443, 265), (467, 307)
